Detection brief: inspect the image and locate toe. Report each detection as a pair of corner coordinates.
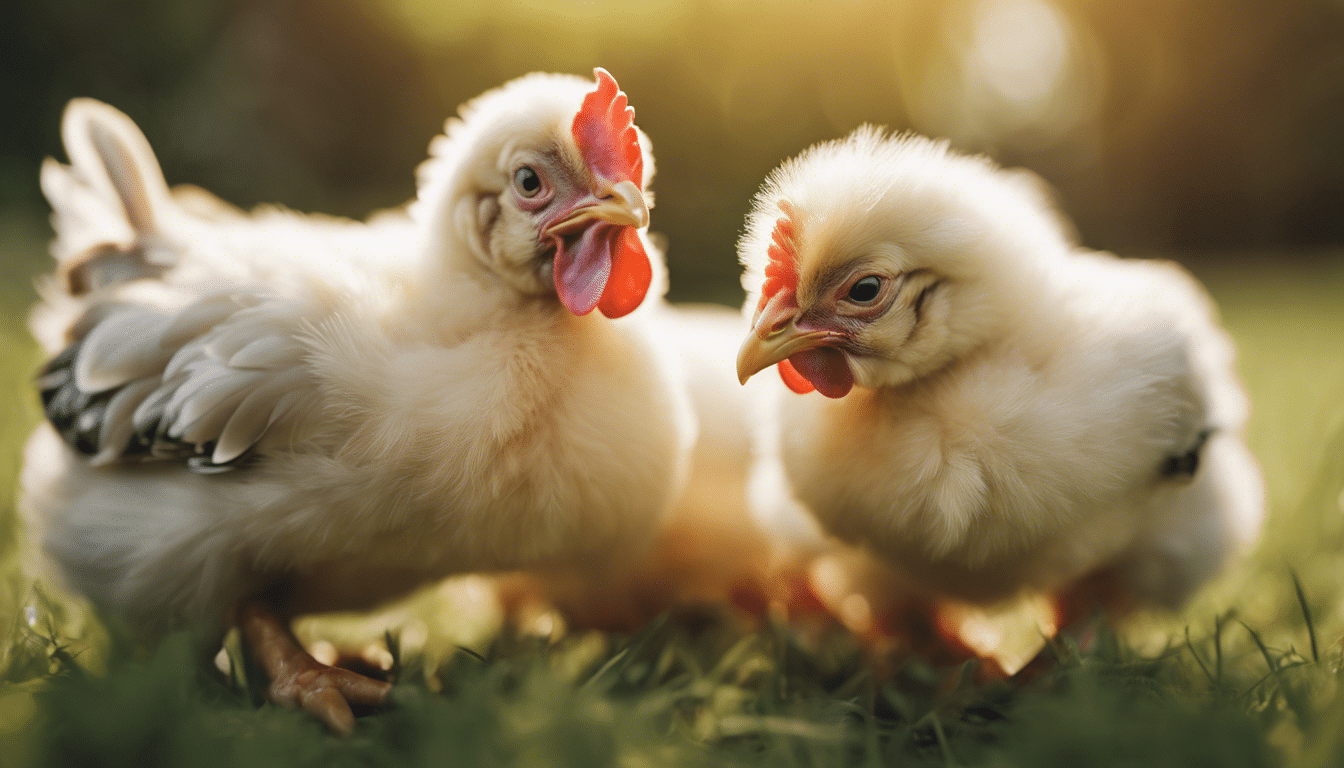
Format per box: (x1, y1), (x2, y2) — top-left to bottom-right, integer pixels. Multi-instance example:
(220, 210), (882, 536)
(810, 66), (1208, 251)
(268, 663), (389, 736)
(329, 666), (393, 707)
(296, 678), (356, 737)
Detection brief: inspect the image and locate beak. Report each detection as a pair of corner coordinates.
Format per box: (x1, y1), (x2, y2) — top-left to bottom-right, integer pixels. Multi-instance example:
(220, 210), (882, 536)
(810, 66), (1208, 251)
(736, 292), (842, 384)
(544, 179), (649, 236)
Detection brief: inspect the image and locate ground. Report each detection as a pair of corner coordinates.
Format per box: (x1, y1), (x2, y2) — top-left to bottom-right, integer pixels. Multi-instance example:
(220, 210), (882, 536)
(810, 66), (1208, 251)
(1, 207), (1342, 767)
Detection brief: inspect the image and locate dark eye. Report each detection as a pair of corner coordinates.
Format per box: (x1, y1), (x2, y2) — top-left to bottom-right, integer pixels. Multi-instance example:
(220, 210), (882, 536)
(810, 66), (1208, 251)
(847, 276), (882, 303)
(514, 166), (542, 197)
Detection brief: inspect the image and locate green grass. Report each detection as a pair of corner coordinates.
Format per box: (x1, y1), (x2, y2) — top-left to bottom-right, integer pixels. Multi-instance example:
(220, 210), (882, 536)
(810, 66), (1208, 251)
(2, 217), (1343, 766)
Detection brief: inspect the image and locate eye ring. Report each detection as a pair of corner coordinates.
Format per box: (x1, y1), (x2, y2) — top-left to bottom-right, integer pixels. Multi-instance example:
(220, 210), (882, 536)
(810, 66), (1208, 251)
(513, 166), (543, 198)
(846, 275), (883, 304)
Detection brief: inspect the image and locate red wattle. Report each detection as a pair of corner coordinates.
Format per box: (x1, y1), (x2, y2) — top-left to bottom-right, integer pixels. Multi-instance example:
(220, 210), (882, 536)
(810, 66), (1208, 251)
(777, 359), (816, 394)
(787, 347), (854, 398)
(597, 228), (652, 318)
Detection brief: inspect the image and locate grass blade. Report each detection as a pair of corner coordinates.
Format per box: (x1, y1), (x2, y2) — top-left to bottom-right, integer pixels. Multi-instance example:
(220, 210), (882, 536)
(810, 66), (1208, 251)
(925, 711), (960, 768)
(455, 645), (487, 664)
(580, 612), (670, 692)
(1214, 612), (1225, 683)
(1290, 570), (1319, 663)
(1242, 621), (1313, 729)
(579, 647), (629, 692)
(1185, 626), (1215, 685)
(1241, 621), (1277, 673)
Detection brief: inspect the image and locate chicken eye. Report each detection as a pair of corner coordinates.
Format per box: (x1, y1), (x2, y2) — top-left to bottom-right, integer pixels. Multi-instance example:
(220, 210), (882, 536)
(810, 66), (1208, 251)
(847, 276), (882, 303)
(514, 166), (542, 197)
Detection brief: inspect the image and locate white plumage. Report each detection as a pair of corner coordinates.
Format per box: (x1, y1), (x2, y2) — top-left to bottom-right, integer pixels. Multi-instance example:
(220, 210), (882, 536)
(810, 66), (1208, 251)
(495, 300), (831, 631)
(734, 129), (1264, 656)
(21, 71), (695, 731)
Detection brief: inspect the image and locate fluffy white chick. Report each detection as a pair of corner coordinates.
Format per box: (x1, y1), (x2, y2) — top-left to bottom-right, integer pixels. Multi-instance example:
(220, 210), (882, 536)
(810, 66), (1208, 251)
(21, 69), (693, 733)
(734, 129), (1264, 659)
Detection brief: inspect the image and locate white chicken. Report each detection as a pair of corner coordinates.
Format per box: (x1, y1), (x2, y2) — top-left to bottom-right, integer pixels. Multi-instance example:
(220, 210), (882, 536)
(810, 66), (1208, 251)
(733, 129), (1265, 665)
(20, 69), (695, 733)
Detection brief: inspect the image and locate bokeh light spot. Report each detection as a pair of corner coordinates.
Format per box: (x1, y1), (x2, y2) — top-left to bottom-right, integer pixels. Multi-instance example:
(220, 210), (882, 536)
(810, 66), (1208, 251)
(967, 0), (1069, 115)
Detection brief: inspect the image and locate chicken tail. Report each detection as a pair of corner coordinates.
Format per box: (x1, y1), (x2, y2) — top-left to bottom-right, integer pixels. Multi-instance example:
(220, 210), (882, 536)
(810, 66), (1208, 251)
(40, 98), (179, 295)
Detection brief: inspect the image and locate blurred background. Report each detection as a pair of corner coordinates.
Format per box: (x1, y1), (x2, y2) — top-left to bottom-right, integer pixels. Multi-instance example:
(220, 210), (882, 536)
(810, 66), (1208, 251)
(4, 0), (1344, 299)
(1, 0), (1343, 670)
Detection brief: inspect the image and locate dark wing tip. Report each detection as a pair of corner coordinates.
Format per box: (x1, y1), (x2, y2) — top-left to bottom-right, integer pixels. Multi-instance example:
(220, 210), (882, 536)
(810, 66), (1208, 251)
(39, 340), (101, 456)
(37, 339), (251, 473)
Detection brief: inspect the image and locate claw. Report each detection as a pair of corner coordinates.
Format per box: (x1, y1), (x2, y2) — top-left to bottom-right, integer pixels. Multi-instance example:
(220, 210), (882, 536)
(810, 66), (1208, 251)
(239, 602), (392, 736)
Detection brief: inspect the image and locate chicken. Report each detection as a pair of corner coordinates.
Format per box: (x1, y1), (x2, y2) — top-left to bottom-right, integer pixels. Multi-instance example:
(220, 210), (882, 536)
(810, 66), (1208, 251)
(20, 69), (695, 733)
(733, 129), (1265, 667)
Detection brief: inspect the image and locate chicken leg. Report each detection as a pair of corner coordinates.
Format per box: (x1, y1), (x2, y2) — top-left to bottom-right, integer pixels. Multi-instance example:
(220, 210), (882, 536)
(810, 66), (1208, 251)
(238, 603), (392, 736)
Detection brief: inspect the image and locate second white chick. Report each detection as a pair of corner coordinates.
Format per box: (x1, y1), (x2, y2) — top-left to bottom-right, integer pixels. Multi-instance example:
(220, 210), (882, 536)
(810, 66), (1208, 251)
(734, 129), (1264, 655)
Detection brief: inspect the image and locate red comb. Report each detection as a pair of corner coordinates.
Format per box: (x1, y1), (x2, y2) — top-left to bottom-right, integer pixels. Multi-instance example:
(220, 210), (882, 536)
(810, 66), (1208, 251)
(572, 68), (643, 187)
(755, 202), (812, 394)
(757, 202), (800, 312)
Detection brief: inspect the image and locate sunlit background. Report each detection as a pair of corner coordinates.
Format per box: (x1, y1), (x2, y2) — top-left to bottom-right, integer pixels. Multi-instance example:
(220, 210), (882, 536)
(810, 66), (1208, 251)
(5, 0), (1344, 294)
(3, 0), (1344, 714)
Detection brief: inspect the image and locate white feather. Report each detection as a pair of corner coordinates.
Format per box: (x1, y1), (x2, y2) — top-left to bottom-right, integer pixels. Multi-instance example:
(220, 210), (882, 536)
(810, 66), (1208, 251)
(75, 309), (174, 392)
(212, 380), (295, 464)
(94, 378), (159, 464)
(176, 378), (262, 443)
(159, 293), (256, 350)
(227, 336), (297, 370)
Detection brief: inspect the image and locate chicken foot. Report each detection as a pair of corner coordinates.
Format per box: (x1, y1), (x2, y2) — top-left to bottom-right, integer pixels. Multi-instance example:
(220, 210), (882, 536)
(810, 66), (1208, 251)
(238, 602), (392, 736)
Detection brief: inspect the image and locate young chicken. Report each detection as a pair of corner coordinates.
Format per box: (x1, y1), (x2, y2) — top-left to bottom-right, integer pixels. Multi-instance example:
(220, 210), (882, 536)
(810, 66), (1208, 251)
(734, 129), (1264, 663)
(21, 69), (694, 733)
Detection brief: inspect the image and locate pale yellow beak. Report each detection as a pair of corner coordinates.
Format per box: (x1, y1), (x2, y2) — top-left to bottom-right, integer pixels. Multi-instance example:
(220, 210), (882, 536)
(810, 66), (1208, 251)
(736, 326), (838, 384)
(735, 292), (842, 384)
(544, 179), (649, 236)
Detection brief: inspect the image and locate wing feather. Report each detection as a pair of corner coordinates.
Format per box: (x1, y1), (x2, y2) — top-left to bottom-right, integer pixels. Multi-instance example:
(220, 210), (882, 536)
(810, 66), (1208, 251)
(159, 292), (262, 350)
(162, 366), (233, 424)
(227, 335), (294, 369)
(130, 371), (186, 434)
(212, 369), (309, 464)
(41, 290), (323, 472)
(177, 381), (260, 444)
(171, 371), (265, 440)
(74, 309), (175, 392)
(93, 378), (159, 465)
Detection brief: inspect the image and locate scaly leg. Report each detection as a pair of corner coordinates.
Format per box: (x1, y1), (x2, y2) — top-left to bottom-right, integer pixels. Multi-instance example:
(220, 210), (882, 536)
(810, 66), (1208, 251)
(238, 602), (392, 736)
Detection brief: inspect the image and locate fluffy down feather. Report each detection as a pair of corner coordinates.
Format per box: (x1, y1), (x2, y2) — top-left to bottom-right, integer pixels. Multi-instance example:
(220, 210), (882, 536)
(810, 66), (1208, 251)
(21, 74), (693, 652)
(498, 301), (827, 630)
(734, 129), (1264, 662)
